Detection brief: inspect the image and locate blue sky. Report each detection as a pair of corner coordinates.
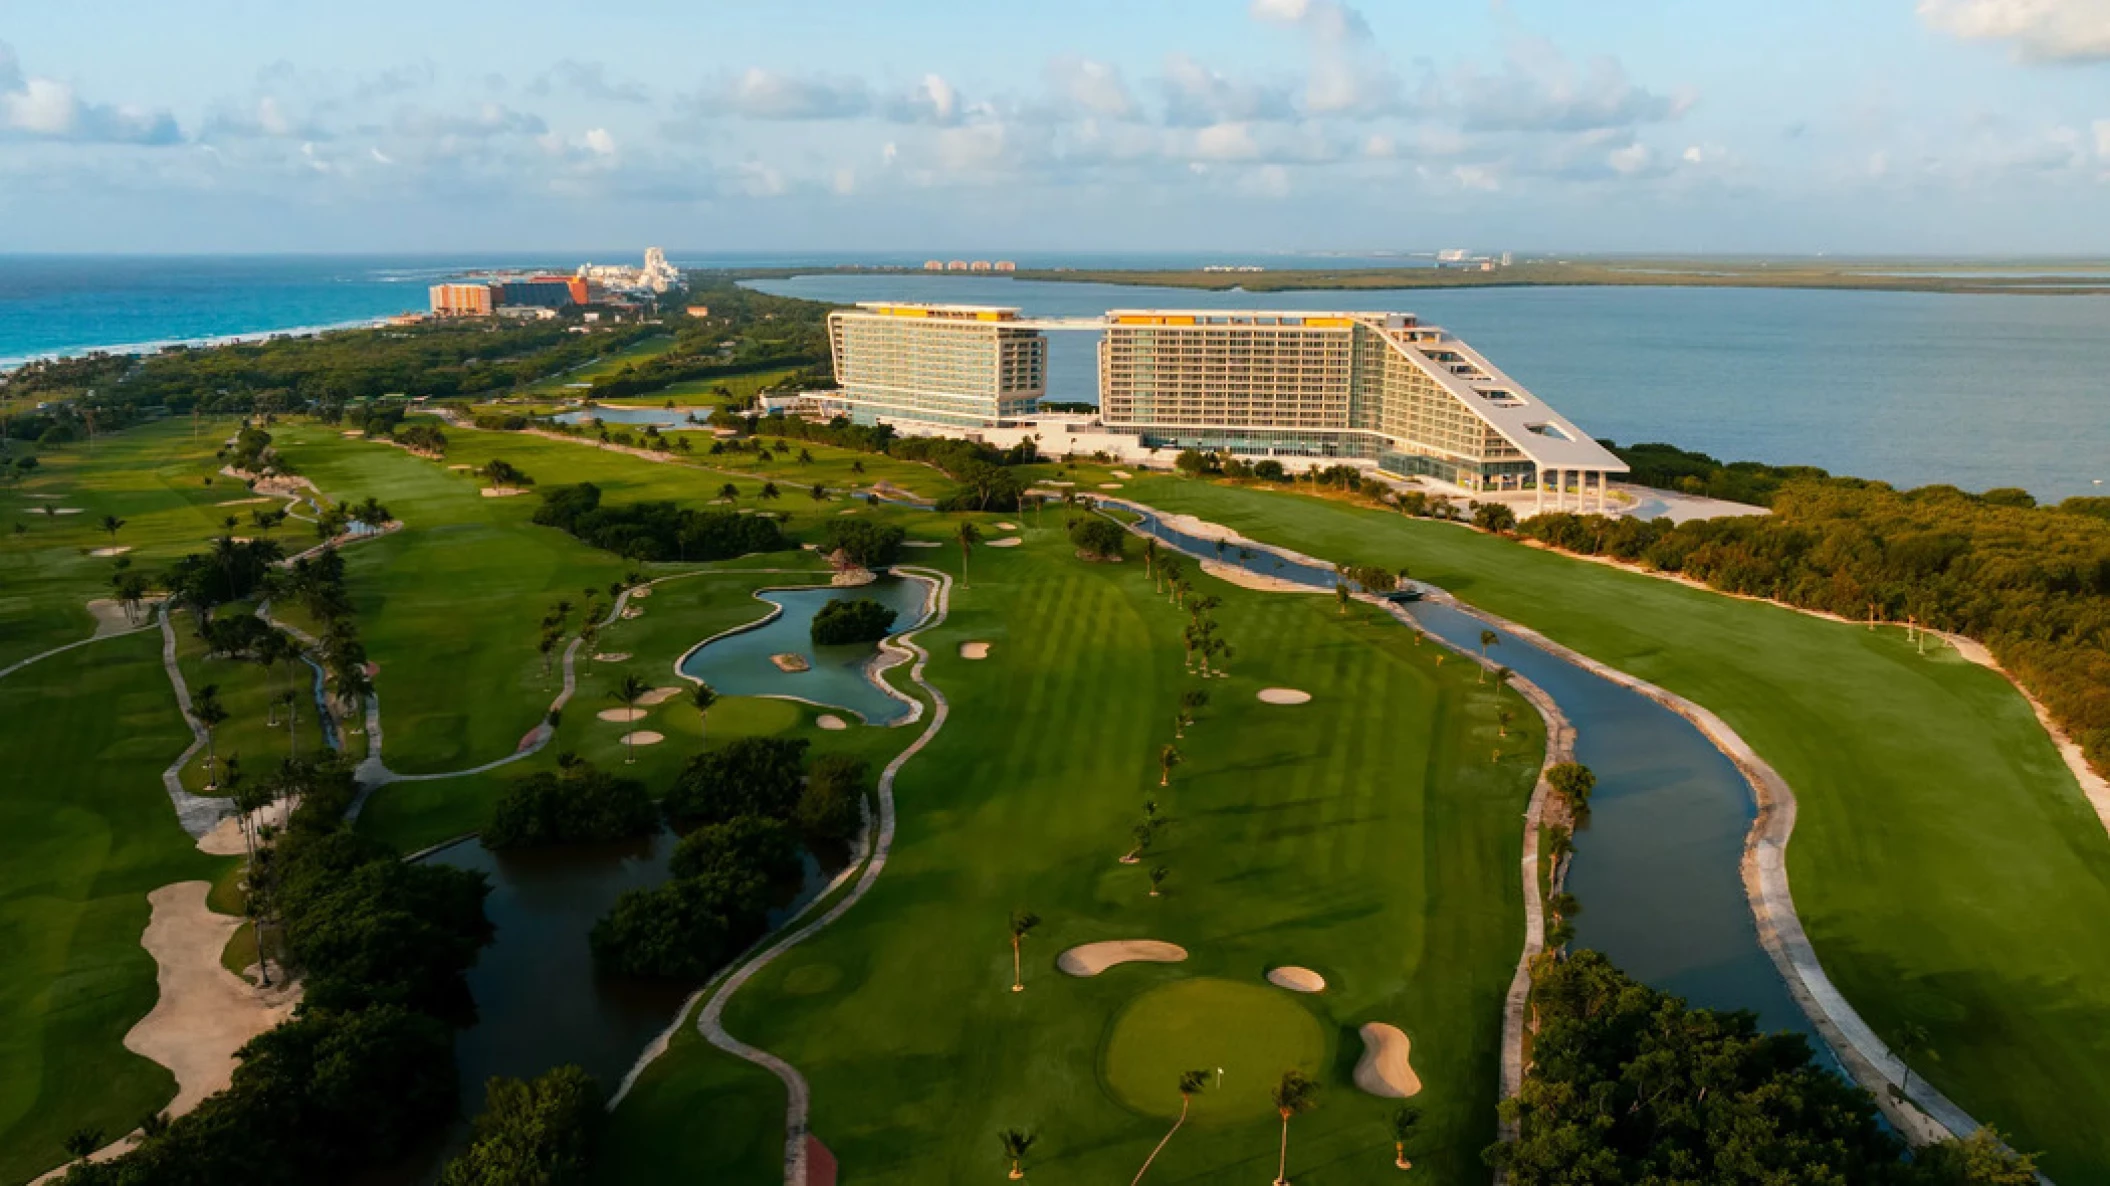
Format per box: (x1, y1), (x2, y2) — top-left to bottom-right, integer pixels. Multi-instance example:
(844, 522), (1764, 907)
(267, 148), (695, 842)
(3, 0), (2107, 254)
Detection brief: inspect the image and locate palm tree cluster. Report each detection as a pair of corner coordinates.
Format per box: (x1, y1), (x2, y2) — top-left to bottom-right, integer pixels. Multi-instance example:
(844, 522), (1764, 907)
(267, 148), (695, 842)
(538, 599), (574, 682)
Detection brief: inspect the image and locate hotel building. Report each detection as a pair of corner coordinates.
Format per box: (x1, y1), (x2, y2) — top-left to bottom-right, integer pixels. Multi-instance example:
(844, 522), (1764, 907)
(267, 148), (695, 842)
(823, 302), (1624, 507)
(826, 303), (1048, 429)
(1097, 309), (1623, 502)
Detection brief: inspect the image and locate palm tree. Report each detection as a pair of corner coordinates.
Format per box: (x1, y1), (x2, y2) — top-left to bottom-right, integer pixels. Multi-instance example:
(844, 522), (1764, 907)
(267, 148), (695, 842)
(1008, 909), (1040, 992)
(63, 1127), (103, 1163)
(1124, 820), (1156, 863)
(192, 684), (228, 788)
(1143, 536), (1160, 582)
(1149, 865), (1168, 897)
(691, 680), (718, 739)
(1335, 581), (1351, 616)
(1270, 1070), (1319, 1186)
(1131, 1070), (1208, 1185)
(759, 482), (781, 501)
(1180, 688), (1209, 732)
(1895, 1022), (1936, 1102)
(1478, 629), (1499, 682)
(956, 520), (983, 586)
(1158, 743), (1181, 787)
(610, 674), (650, 764)
(138, 1111), (170, 1142)
(998, 1129), (1037, 1180)
(1390, 1105), (1421, 1170)
(809, 483), (829, 502)
(98, 514), (125, 541)
(718, 482), (739, 503)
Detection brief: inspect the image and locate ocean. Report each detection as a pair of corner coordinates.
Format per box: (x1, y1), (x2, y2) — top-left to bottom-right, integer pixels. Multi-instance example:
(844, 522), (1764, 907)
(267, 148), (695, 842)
(3, 255), (2104, 500)
(750, 274), (2110, 503)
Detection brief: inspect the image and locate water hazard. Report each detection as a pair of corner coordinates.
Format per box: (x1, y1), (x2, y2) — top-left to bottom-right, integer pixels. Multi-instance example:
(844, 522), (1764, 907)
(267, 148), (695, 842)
(677, 575), (931, 726)
(1127, 508), (1815, 1039)
(552, 405), (711, 429)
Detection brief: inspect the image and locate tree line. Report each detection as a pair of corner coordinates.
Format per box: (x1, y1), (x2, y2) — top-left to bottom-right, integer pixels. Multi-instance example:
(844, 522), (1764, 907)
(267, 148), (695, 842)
(530, 481), (786, 563)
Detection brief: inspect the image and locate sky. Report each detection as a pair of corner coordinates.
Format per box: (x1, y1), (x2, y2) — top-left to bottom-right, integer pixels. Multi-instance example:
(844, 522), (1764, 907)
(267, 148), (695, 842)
(2, 0), (2108, 255)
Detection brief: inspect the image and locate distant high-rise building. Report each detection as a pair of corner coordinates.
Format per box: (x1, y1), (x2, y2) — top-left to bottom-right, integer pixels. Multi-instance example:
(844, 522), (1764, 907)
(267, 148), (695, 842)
(495, 278), (577, 309)
(1500, 252), (1514, 267)
(946, 260), (969, 271)
(923, 260), (945, 271)
(969, 260), (992, 272)
(993, 260), (1017, 272)
(429, 283), (496, 316)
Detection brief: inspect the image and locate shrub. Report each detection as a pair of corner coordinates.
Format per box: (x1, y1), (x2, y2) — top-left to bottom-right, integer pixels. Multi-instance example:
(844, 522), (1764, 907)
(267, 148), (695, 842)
(439, 1065), (604, 1186)
(661, 737), (811, 829)
(588, 871), (769, 980)
(483, 764), (656, 849)
(669, 815), (801, 883)
(798, 755), (868, 847)
(818, 519), (906, 567)
(1069, 517), (1127, 561)
(811, 597), (898, 645)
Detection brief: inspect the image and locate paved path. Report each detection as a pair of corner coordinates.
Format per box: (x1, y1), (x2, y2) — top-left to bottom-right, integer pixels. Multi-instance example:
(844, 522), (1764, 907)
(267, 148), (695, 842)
(155, 606), (237, 838)
(668, 566), (953, 1186)
(0, 619), (158, 683)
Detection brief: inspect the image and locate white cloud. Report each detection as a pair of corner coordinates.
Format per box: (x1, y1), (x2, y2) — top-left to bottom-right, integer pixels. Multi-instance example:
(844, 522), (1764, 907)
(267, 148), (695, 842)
(1250, 0), (1371, 44)
(696, 69), (871, 120)
(831, 167), (857, 195)
(2096, 119), (2110, 157)
(1240, 163), (1293, 197)
(393, 102), (546, 139)
(1160, 53), (1296, 125)
(1919, 0), (2110, 63)
(1608, 143), (1651, 174)
(369, 146), (394, 165)
(531, 60), (651, 103)
(1047, 57), (1136, 118)
(884, 74), (962, 125)
(738, 160), (787, 196)
(583, 127), (617, 156)
(1193, 122), (1262, 161)
(1451, 163), (1501, 191)
(1455, 38), (1692, 132)
(1364, 133), (1397, 159)
(0, 43), (180, 145)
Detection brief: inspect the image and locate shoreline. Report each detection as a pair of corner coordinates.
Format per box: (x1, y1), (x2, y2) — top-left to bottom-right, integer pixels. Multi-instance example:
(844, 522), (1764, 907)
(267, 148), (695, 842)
(0, 312), (407, 373)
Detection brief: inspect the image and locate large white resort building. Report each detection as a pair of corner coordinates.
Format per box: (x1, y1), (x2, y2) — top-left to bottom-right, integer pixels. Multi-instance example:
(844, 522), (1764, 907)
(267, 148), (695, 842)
(823, 301), (1624, 507)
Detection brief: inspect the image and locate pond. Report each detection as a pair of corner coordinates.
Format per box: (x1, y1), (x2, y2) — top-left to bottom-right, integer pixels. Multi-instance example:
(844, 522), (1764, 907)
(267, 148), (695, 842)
(1125, 507), (1815, 1039)
(677, 574), (932, 726)
(552, 405), (711, 429)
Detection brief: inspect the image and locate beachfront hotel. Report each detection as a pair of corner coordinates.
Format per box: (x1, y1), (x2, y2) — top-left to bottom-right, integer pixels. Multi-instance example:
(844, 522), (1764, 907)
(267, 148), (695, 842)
(824, 301), (1623, 507)
(826, 303), (1048, 428)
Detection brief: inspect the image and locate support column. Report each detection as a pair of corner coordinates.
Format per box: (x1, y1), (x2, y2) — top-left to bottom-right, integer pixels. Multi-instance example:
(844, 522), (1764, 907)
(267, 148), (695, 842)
(1598, 471), (1608, 514)
(1534, 467), (1544, 516)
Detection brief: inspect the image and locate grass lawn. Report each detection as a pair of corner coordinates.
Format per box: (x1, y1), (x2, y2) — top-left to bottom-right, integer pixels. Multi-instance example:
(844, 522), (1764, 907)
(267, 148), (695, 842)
(521, 335), (677, 396)
(169, 607), (331, 795)
(0, 417), (260, 669)
(0, 631), (233, 1184)
(610, 523), (1542, 1183)
(1117, 474), (2110, 1183)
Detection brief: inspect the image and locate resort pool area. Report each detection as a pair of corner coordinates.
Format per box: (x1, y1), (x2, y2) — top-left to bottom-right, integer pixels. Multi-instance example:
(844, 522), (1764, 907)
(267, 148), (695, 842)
(677, 574), (932, 726)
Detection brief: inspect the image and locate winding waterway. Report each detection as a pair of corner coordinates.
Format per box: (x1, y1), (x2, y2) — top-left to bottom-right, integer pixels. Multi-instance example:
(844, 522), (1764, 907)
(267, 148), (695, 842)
(1124, 507), (1814, 1038)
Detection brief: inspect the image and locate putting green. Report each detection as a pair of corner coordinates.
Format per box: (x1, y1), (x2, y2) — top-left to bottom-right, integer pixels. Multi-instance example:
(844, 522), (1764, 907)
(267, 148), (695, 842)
(1102, 979), (1327, 1122)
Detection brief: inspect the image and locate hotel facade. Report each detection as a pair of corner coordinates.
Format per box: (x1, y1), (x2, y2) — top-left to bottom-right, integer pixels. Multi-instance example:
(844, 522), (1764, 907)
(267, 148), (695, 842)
(824, 302), (1624, 505)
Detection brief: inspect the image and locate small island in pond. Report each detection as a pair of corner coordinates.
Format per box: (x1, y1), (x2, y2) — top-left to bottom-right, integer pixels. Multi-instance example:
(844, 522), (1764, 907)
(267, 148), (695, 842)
(810, 598), (898, 646)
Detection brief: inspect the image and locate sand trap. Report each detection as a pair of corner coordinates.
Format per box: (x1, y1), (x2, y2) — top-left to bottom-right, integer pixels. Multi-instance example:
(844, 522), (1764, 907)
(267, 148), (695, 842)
(1036, 479), (1075, 487)
(960, 641), (992, 659)
(1099, 483), (1124, 490)
(621, 606), (643, 619)
(216, 497), (273, 506)
(1267, 966), (1327, 993)
(126, 882), (301, 1117)
(86, 597), (159, 638)
(1353, 1023), (1421, 1098)
(340, 430), (365, 437)
(593, 651), (632, 663)
(772, 653), (810, 673)
(195, 797), (299, 856)
(816, 714), (848, 731)
(1111, 470), (1133, 479)
(1057, 940), (1188, 977)
(481, 486), (530, 498)
(837, 507), (859, 515)
(598, 707), (648, 723)
(27, 493), (60, 499)
(986, 537), (1023, 548)
(618, 731), (665, 747)
(448, 464), (473, 471)
(1200, 559), (1322, 595)
(90, 545), (132, 557)
(634, 686), (684, 706)
(994, 521), (1019, 530)
(50, 507), (84, 515)
(630, 587), (652, 599)
(1258, 687), (1313, 705)
(902, 540), (944, 548)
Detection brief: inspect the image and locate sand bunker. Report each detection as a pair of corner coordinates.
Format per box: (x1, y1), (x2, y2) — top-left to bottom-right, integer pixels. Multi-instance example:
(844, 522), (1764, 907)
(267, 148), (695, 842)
(126, 882), (301, 1118)
(902, 540), (944, 548)
(85, 598), (157, 638)
(89, 545), (132, 557)
(50, 507), (84, 515)
(216, 497), (273, 506)
(1353, 1023), (1422, 1098)
(629, 587), (652, 599)
(619, 731), (665, 747)
(448, 464), (473, 471)
(598, 707), (648, 723)
(994, 521), (1019, 530)
(1057, 940), (1189, 977)
(772, 653), (811, 673)
(1099, 483), (1124, 490)
(195, 799), (294, 857)
(481, 486), (530, 498)
(592, 651), (632, 663)
(634, 686), (684, 706)
(340, 430), (365, 437)
(986, 537), (1023, 548)
(960, 641), (992, 659)
(621, 607), (643, 619)
(1200, 559), (1322, 596)
(837, 507), (859, 515)
(1267, 966), (1327, 993)
(1036, 479), (1075, 487)
(816, 714), (848, 731)
(1111, 470), (1133, 479)
(1258, 688), (1313, 705)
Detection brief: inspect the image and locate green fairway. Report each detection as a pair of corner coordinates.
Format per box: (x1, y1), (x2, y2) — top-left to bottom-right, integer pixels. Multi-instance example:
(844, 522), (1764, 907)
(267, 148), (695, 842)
(1116, 475), (2110, 1183)
(522, 334), (676, 396)
(0, 631), (231, 1184)
(612, 523), (1542, 1184)
(0, 418), (258, 670)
